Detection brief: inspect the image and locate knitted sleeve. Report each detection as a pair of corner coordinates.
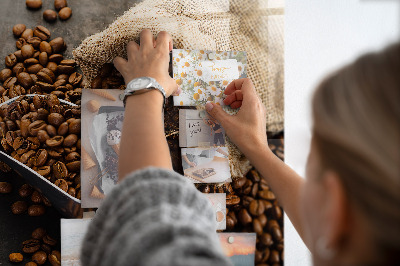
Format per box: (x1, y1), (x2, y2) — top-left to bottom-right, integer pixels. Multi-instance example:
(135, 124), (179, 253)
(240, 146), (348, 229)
(80, 167), (232, 266)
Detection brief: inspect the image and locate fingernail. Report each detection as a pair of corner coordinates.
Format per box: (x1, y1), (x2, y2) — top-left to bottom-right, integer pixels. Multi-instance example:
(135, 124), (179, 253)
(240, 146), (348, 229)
(205, 102), (214, 112)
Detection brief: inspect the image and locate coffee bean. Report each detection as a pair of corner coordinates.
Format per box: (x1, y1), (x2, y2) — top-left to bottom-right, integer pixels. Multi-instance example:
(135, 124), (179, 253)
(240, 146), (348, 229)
(271, 225), (283, 242)
(25, 58), (40, 66)
(9, 253), (23, 263)
(26, 0), (42, 9)
(48, 250), (61, 266)
(32, 227), (46, 240)
(36, 166), (51, 176)
(26, 262), (38, 266)
(27, 37), (42, 49)
(249, 200), (265, 216)
(49, 37), (65, 54)
(58, 7), (72, 20)
(21, 28), (34, 40)
(31, 190), (42, 204)
(17, 72), (34, 89)
(269, 250), (280, 264)
(46, 62), (58, 73)
(260, 233), (273, 246)
(0, 182), (12, 193)
(22, 239), (41, 253)
(38, 52), (48, 66)
(253, 218), (263, 235)
(233, 177), (246, 189)
(19, 184), (33, 198)
(32, 250), (47, 265)
(238, 208), (252, 225)
(57, 65), (74, 75)
(43, 9), (58, 23)
(27, 64), (43, 74)
(0, 69), (12, 82)
(48, 54), (63, 63)
(39, 41), (52, 54)
(5, 53), (17, 68)
(68, 72), (82, 86)
(21, 45), (35, 59)
(258, 213), (267, 227)
(68, 119), (80, 134)
(28, 205), (46, 216)
(63, 134), (77, 147)
(54, 0), (67, 11)
(258, 190), (276, 200)
(13, 24), (26, 37)
(11, 200), (28, 214)
(48, 113), (65, 127)
(42, 234), (57, 246)
(40, 243), (51, 254)
(34, 26), (50, 41)
(53, 161), (68, 179)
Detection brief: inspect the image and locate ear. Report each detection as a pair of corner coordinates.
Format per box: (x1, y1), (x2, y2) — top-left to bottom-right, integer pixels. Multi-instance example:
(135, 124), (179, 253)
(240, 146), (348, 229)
(321, 171), (350, 250)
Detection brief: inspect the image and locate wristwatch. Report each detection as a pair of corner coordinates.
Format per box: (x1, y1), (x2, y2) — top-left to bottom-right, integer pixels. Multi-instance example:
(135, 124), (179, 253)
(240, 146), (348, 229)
(121, 77), (166, 107)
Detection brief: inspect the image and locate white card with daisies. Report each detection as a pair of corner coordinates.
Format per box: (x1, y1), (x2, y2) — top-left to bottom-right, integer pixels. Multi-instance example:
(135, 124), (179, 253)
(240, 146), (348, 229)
(172, 49), (247, 106)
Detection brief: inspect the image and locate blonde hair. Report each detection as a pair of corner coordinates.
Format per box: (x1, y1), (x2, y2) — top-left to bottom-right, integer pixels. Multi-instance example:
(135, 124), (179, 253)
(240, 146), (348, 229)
(312, 43), (400, 264)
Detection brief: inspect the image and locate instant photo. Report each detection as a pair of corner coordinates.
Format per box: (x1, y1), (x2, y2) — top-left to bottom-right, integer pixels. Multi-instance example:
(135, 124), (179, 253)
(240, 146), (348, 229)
(204, 193), (227, 230)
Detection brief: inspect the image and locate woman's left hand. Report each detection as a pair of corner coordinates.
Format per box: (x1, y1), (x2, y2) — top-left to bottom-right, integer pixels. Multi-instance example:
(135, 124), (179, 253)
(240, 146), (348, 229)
(113, 29), (180, 97)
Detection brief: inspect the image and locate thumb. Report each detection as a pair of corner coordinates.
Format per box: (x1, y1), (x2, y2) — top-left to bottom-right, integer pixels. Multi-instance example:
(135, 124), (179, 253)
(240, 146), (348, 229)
(205, 102), (231, 127)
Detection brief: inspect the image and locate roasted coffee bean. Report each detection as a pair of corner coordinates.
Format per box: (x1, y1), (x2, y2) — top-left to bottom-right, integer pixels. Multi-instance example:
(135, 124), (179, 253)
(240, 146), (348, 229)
(251, 183), (259, 198)
(226, 194), (240, 205)
(260, 232), (273, 246)
(242, 179), (252, 195)
(27, 37), (42, 49)
(11, 200), (28, 214)
(19, 184), (33, 198)
(58, 7), (72, 20)
(46, 62), (58, 73)
(66, 161), (80, 172)
(24, 58), (40, 66)
(32, 227), (46, 240)
(0, 69), (12, 82)
(28, 120), (46, 136)
(39, 41), (52, 54)
(28, 205), (46, 216)
(49, 38), (65, 54)
(238, 208), (252, 225)
(26, 262), (38, 266)
(47, 113), (65, 127)
(12, 63), (24, 76)
(226, 215), (235, 230)
(4, 76), (17, 89)
(258, 190), (276, 200)
(53, 161), (68, 179)
(37, 129), (50, 142)
(57, 65), (74, 75)
(34, 26), (50, 41)
(27, 64), (43, 74)
(26, 0), (42, 9)
(46, 124), (57, 136)
(67, 187), (76, 197)
(18, 72), (34, 89)
(63, 134), (77, 147)
(36, 81), (54, 92)
(54, 0), (67, 11)
(249, 200), (265, 216)
(271, 225), (283, 242)
(40, 243), (51, 254)
(22, 239), (41, 253)
(269, 250), (280, 264)
(21, 28), (34, 40)
(21, 45), (35, 59)
(32, 250), (47, 265)
(258, 213), (267, 227)
(46, 136), (64, 147)
(60, 59), (75, 66)
(38, 52), (48, 66)
(253, 218), (263, 235)
(0, 182), (12, 193)
(34, 149), (48, 166)
(272, 205), (282, 220)
(241, 195), (253, 208)
(48, 250), (61, 266)
(56, 122), (68, 136)
(68, 72), (82, 86)
(43, 9), (57, 22)
(48, 54), (63, 63)
(259, 179), (269, 191)
(37, 71), (53, 84)
(36, 165), (51, 176)
(31, 190), (42, 204)
(42, 234), (57, 246)
(9, 253), (23, 263)
(233, 177), (247, 189)
(68, 118), (80, 134)
(5, 54), (17, 68)
(16, 38), (27, 50)
(13, 24), (26, 37)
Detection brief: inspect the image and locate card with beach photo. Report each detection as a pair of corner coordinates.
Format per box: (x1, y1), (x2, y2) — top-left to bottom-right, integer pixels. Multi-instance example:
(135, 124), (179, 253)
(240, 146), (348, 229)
(181, 146), (231, 183)
(218, 233), (257, 266)
(172, 49), (247, 106)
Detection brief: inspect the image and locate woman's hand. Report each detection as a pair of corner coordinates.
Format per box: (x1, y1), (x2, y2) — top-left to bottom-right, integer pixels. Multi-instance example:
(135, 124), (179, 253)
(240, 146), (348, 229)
(113, 29), (179, 97)
(205, 78), (269, 156)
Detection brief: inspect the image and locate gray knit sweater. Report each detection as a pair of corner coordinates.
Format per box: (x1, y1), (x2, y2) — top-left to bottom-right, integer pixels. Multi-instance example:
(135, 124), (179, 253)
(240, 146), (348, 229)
(81, 167), (232, 266)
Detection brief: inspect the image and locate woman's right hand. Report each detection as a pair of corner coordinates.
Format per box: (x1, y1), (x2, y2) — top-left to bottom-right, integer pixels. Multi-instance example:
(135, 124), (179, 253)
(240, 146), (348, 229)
(205, 78), (269, 156)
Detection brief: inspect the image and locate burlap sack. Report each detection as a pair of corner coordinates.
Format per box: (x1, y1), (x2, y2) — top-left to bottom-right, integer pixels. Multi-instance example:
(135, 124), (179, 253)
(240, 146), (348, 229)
(73, 0), (284, 178)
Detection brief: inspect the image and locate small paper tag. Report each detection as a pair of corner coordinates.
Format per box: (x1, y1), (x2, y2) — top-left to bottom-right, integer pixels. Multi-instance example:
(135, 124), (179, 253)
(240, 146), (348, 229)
(198, 59), (239, 82)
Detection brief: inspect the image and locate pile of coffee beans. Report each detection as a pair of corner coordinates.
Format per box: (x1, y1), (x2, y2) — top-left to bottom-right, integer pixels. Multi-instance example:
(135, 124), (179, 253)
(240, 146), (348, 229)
(0, 95), (81, 199)
(90, 63), (125, 90)
(1, 24), (82, 104)
(25, 0), (72, 22)
(9, 227), (61, 265)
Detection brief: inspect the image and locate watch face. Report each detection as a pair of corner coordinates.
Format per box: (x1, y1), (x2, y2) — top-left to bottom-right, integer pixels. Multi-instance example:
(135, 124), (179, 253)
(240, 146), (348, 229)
(131, 77), (151, 90)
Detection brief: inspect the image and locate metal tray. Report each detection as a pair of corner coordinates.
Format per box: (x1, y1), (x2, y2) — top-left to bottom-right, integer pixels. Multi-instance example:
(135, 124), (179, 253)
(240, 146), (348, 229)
(0, 95), (81, 218)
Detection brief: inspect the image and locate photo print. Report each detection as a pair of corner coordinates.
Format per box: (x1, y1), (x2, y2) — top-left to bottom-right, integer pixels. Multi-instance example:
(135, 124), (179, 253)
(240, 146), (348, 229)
(179, 109), (226, 148)
(81, 89), (125, 208)
(218, 233), (257, 266)
(181, 146), (231, 183)
(172, 49), (247, 106)
(204, 193), (227, 230)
